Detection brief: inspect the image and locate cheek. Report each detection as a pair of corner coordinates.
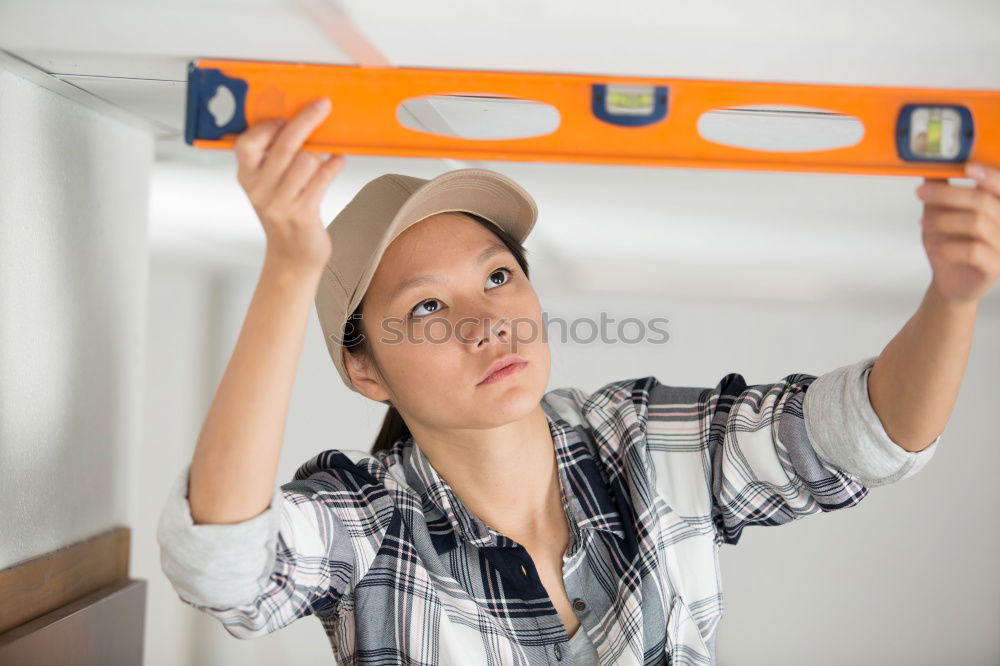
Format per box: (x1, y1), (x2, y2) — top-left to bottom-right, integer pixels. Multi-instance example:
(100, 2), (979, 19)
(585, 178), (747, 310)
(379, 320), (465, 382)
(510, 294), (546, 347)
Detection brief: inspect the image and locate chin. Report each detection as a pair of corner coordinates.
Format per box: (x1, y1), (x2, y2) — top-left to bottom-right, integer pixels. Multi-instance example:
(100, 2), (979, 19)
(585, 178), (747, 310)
(474, 376), (544, 424)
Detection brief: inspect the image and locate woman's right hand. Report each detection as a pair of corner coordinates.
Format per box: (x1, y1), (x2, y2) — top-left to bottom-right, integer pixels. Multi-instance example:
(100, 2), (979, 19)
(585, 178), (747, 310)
(234, 97), (345, 272)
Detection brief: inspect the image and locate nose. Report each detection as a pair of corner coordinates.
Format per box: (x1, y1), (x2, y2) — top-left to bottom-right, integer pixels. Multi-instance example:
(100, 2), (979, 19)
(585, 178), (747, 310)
(458, 310), (511, 348)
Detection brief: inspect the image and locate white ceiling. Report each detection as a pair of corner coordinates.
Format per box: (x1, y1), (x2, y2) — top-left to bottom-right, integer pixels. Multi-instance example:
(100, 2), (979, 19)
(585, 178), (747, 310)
(2, 0), (999, 306)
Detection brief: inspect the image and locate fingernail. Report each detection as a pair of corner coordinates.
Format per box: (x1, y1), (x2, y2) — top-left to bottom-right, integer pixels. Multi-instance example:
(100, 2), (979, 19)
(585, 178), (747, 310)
(966, 163), (987, 181)
(313, 98), (331, 111)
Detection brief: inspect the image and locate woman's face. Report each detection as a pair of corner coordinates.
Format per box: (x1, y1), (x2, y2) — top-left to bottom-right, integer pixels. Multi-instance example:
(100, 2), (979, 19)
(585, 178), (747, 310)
(347, 212), (551, 430)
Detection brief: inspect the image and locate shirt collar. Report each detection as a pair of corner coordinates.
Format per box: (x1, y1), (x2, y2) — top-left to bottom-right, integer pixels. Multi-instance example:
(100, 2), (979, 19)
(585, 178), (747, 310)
(400, 401), (626, 549)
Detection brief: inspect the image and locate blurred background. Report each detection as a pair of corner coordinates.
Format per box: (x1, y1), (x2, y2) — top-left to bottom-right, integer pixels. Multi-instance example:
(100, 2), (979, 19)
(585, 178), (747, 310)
(1, 0), (999, 664)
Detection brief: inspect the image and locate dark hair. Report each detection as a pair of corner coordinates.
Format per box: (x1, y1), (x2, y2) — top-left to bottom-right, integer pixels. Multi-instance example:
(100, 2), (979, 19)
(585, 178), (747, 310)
(341, 211), (532, 456)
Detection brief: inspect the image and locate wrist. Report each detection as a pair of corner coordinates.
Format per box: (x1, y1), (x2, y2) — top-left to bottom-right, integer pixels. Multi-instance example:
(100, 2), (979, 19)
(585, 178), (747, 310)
(926, 279), (980, 315)
(261, 253), (327, 288)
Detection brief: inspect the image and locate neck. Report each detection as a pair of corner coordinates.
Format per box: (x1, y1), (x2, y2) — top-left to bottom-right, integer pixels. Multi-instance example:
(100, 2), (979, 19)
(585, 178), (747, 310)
(409, 403), (568, 545)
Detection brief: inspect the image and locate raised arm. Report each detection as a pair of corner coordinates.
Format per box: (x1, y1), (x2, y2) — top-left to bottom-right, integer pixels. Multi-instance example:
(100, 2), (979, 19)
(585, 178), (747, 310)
(642, 358), (941, 547)
(156, 99), (358, 635)
(188, 97), (342, 524)
(868, 160), (1000, 452)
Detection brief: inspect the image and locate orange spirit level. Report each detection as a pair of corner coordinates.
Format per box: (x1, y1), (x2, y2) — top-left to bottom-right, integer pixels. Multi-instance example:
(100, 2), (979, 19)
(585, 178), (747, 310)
(185, 58), (999, 178)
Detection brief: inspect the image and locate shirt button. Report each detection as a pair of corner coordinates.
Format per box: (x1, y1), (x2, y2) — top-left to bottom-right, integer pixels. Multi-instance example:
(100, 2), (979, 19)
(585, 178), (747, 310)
(572, 598), (588, 612)
(554, 643), (563, 660)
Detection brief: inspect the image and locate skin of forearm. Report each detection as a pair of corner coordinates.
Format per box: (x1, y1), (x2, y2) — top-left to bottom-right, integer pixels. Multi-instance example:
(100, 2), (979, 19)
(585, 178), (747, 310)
(867, 280), (978, 453)
(188, 254), (324, 524)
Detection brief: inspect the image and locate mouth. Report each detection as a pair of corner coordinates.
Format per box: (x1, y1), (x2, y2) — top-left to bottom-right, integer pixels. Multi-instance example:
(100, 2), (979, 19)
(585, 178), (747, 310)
(478, 355), (528, 386)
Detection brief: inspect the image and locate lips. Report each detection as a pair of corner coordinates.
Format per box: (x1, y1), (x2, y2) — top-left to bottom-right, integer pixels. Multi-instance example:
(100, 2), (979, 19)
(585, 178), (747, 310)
(479, 354), (527, 384)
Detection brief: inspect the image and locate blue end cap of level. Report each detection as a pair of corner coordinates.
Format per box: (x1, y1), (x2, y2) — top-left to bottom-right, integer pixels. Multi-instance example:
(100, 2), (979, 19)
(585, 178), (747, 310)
(184, 63), (249, 145)
(895, 104), (974, 164)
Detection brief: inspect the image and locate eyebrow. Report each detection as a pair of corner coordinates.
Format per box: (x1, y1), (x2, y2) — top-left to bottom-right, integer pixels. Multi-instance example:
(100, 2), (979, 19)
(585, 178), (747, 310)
(389, 241), (511, 307)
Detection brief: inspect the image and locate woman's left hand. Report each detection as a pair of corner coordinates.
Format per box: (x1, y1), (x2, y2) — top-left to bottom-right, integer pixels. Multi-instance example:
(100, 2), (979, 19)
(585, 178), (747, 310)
(916, 162), (1000, 305)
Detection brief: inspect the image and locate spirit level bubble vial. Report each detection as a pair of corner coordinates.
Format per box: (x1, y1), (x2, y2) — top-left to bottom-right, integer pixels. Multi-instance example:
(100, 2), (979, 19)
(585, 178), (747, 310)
(896, 104), (974, 163)
(591, 84), (669, 127)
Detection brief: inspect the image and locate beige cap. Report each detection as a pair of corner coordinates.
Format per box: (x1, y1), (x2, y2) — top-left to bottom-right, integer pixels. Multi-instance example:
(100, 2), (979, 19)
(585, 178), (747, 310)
(316, 168), (539, 395)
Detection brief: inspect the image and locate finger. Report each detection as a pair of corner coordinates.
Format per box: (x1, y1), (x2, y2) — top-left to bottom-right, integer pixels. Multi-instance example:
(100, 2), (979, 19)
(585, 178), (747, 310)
(234, 118), (286, 182)
(298, 154), (345, 211)
(965, 162), (1000, 198)
(256, 98), (332, 191)
(918, 180), (1000, 220)
(922, 210), (1000, 248)
(272, 150), (326, 206)
(929, 236), (997, 270)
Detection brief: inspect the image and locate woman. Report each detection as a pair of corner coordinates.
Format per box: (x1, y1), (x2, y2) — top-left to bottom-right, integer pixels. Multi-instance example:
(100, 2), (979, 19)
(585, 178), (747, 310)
(157, 97), (997, 665)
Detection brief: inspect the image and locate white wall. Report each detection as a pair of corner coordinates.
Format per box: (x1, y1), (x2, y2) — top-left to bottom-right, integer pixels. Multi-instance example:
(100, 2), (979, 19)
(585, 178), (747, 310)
(137, 240), (1000, 665)
(0, 62), (152, 567)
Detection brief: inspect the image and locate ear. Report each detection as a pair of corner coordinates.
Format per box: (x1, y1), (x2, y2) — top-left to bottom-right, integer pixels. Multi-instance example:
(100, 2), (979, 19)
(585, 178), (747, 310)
(344, 349), (392, 402)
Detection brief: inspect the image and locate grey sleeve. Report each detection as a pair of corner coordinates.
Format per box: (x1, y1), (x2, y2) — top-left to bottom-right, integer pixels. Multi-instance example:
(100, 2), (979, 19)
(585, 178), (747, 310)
(802, 355), (942, 487)
(156, 462), (360, 637)
(155, 463), (284, 608)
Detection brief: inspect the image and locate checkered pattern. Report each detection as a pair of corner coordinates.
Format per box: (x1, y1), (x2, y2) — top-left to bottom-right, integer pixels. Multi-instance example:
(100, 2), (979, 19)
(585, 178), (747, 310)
(158, 355), (940, 665)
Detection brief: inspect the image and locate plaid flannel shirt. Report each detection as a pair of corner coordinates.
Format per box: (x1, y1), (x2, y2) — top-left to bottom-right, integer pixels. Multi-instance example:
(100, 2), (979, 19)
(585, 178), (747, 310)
(158, 355), (940, 665)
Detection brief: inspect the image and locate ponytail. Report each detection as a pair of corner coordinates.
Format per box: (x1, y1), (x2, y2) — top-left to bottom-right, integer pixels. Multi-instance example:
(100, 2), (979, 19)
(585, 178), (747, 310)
(371, 402), (411, 455)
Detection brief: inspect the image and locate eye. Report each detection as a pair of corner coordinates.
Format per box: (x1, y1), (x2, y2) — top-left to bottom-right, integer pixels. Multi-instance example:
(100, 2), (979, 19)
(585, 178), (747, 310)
(408, 267), (515, 319)
(410, 298), (442, 318)
(486, 266), (513, 290)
